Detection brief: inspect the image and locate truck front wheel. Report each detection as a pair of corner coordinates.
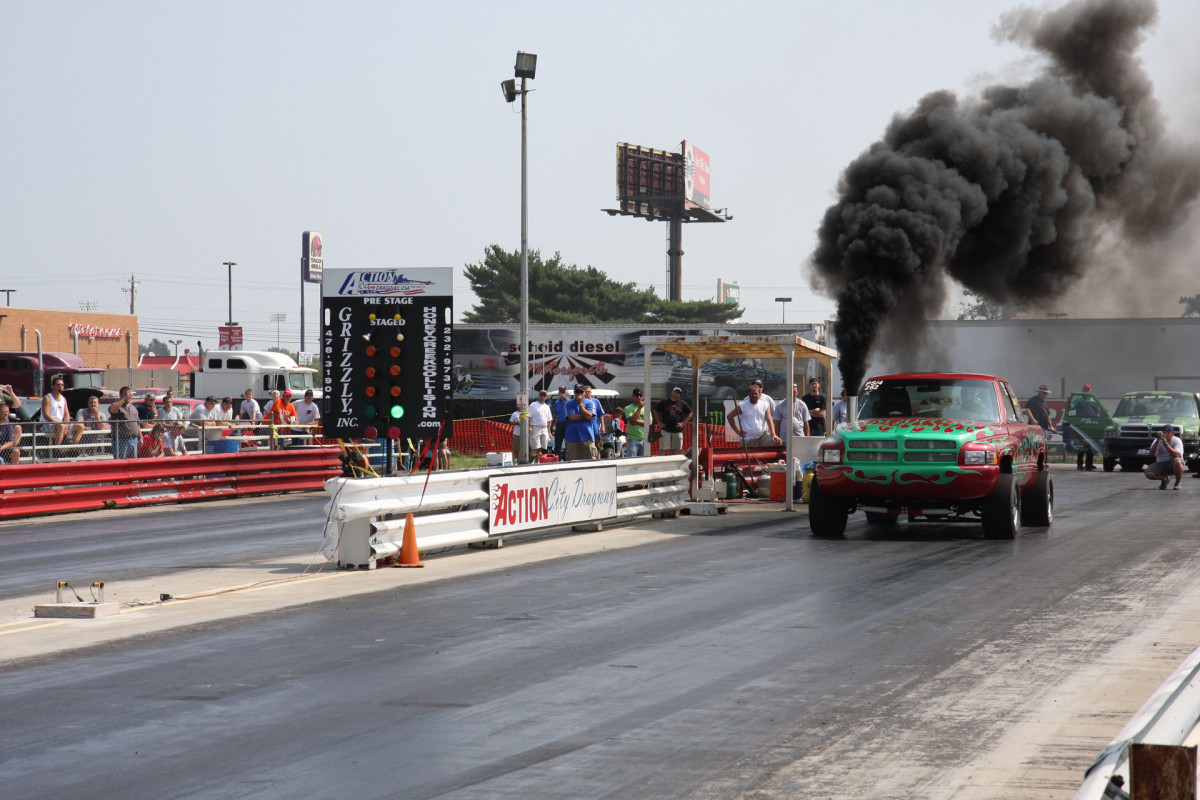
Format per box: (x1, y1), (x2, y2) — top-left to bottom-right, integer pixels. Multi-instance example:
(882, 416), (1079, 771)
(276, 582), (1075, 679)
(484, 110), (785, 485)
(808, 479), (849, 538)
(982, 473), (1021, 540)
(1021, 470), (1053, 527)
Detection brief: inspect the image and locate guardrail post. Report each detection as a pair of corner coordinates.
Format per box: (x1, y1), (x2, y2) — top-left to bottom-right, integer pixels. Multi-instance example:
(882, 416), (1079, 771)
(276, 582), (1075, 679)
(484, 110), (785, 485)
(337, 517), (375, 570)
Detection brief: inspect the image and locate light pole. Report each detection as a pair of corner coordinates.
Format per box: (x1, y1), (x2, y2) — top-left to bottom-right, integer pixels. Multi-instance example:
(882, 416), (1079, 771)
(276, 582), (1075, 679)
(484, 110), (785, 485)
(269, 312), (287, 349)
(168, 339), (183, 358)
(502, 50), (536, 463)
(223, 261), (237, 325)
(775, 296), (792, 324)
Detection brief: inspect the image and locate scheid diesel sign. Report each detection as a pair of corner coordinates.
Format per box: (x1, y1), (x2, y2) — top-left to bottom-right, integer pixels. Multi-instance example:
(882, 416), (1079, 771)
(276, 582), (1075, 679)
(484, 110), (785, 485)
(489, 465), (618, 535)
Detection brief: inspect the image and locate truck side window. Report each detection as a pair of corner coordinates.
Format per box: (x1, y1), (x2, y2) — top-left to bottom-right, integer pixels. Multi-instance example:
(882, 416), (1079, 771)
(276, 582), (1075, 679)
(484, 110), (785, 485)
(1000, 382), (1021, 423)
(262, 376), (270, 392)
(208, 358), (222, 369)
(227, 359), (247, 369)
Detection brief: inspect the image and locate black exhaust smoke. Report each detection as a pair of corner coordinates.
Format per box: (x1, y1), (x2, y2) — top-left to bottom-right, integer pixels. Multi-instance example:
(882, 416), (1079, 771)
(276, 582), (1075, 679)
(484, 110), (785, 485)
(810, 0), (1200, 395)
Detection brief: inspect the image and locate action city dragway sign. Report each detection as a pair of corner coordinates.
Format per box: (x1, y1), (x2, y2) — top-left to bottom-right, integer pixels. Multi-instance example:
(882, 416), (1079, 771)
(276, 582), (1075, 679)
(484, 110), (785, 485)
(489, 464), (618, 535)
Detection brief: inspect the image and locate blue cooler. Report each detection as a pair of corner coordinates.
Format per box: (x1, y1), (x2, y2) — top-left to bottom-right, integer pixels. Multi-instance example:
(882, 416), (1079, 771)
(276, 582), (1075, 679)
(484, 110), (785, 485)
(208, 440), (239, 454)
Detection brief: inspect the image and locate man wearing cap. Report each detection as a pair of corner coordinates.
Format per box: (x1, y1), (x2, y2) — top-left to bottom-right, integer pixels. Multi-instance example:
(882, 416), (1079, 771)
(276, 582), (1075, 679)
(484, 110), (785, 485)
(1025, 385), (1056, 434)
(563, 385), (598, 461)
(294, 390), (321, 444)
(265, 390), (298, 448)
(189, 395), (221, 451)
(527, 389), (553, 458)
(653, 387), (692, 456)
(623, 388), (647, 457)
(1146, 423), (1184, 490)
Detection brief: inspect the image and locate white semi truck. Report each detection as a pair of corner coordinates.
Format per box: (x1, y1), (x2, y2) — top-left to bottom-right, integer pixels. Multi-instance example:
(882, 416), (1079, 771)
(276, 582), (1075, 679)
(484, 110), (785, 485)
(191, 350), (322, 401)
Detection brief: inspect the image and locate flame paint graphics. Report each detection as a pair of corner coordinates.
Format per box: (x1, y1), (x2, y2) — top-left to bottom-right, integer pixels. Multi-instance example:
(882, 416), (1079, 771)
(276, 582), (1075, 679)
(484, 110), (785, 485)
(846, 419), (998, 437)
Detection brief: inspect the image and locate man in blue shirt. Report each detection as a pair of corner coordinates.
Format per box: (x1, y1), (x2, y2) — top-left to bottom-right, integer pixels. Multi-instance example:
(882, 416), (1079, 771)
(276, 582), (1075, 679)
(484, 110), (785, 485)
(564, 385), (598, 461)
(551, 385), (571, 458)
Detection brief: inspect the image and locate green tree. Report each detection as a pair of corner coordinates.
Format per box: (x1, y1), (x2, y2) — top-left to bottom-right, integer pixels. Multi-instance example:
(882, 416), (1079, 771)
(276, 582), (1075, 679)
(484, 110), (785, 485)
(138, 338), (170, 356)
(1180, 294), (1200, 317)
(957, 291), (1019, 320)
(463, 245), (742, 324)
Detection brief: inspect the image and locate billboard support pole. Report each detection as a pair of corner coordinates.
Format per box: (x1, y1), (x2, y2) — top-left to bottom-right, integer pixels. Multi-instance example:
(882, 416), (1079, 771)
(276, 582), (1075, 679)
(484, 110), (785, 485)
(668, 216), (682, 302)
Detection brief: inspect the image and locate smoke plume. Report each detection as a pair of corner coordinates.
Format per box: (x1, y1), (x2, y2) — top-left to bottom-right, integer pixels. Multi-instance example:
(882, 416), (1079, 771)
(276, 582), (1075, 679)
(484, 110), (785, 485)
(810, 0), (1200, 394)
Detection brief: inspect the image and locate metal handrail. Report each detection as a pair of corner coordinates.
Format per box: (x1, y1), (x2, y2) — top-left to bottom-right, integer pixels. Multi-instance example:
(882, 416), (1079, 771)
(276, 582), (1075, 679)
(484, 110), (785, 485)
(1075, 642), (1200, 798)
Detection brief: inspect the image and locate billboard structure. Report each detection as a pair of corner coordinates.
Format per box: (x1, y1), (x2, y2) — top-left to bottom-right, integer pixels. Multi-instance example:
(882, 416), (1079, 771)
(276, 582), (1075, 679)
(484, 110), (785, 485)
(452, 322), (827, 404)
(321, 268), (453, 442)
(604, 140), (731, 302)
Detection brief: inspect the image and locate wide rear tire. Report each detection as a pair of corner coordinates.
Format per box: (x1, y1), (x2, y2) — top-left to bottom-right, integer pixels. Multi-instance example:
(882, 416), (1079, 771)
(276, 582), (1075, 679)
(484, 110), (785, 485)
(808, 478), (848, 537)
(1021, 470), (1053, 527)
(1102, 457), (1115, 472)
(982, 473), (1021, 540)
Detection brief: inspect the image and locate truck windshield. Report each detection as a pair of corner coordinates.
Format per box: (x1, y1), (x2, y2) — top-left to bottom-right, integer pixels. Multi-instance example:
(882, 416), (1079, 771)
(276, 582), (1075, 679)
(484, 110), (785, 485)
(1114, 394), (1199, 418)
(73, 373), (103, 390)
(289, 372), (314, 391)
(858, 378), (1001, 423)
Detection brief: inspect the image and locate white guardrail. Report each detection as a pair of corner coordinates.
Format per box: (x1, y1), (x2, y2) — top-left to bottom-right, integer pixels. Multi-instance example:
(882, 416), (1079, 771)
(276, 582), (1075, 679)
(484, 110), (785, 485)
(1076, 642), (1200, 799)
(322, 455), (691, 569)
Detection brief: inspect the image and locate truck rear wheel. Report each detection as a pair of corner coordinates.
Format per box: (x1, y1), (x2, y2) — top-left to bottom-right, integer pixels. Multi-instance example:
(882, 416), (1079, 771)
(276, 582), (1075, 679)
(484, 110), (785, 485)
(1102, 457), (1115, 472)
(808, 479), (848, 538)
(982, 473), (1021, 540)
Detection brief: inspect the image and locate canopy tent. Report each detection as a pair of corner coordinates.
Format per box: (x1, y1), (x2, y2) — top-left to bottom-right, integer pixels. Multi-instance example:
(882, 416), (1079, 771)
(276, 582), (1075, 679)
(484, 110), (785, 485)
(639, 334), (839, 510)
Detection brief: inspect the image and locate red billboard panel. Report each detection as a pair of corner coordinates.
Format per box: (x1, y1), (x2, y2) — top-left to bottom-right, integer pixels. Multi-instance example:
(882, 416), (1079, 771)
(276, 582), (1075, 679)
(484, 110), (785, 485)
(683, 140), (710, 209)
(219, 326), (243, 349)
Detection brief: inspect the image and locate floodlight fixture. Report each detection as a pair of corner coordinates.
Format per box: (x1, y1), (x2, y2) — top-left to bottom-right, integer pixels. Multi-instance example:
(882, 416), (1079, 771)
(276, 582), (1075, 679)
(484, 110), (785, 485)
(514, 51), (537, 79)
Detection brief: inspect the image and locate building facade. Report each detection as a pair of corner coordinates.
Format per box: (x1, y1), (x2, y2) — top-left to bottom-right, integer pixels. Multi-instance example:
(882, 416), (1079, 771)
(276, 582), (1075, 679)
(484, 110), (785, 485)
(0, 307), (138, 369)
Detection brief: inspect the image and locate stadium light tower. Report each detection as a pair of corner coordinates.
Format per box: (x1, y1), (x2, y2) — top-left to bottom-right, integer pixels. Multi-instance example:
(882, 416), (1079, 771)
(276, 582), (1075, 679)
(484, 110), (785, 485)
(501, 50), (536, 463)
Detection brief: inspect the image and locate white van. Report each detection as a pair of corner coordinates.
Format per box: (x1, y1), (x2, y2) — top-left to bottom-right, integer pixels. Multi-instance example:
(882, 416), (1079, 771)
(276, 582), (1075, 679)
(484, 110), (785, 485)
(192, 350), (322, 401)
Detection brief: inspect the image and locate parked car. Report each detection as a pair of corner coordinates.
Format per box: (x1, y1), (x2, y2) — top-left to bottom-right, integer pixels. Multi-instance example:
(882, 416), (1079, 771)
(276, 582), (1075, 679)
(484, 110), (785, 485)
(809, 372), (1051, 540)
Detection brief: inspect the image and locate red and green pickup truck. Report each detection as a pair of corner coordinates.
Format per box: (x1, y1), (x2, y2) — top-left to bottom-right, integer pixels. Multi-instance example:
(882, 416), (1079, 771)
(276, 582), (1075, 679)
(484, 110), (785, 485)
(810, 372), (1052, 539)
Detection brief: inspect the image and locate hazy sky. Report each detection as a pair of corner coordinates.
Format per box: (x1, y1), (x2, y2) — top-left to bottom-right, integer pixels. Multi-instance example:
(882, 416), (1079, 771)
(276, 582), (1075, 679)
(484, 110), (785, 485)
(3, 0), (1198, 351)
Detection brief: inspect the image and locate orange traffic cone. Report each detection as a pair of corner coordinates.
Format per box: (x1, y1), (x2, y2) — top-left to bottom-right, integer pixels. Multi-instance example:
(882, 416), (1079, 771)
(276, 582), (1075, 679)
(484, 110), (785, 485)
(395, 513), (425, 568)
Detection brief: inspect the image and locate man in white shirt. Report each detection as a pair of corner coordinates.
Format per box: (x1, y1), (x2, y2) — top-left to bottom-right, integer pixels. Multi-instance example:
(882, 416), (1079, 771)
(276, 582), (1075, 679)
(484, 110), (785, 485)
(189, 396), (220, 451)
(773, 385), (812, 437)
(42, 377), (70, 447)
(293, 389), (322, 445)
(728, 383), (782, 448)
(527, 390), (553, 458)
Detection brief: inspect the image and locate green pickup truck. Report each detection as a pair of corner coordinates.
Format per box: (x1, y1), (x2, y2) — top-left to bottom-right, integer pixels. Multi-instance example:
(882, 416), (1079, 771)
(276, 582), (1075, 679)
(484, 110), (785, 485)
(1100, 391), (1200, 473)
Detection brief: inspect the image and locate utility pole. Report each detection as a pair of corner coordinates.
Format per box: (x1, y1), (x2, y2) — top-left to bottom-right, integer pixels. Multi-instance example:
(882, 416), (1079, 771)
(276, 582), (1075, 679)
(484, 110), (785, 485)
(121, 275), (139, 314)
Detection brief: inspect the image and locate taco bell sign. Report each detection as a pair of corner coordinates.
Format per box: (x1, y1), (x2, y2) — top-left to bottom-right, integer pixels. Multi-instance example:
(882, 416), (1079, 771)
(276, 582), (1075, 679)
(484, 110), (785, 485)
(302, 231), (323, 283)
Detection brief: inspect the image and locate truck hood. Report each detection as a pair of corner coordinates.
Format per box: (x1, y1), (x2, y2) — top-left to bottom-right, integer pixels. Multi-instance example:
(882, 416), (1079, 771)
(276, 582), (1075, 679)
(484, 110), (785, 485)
(843, 417), (1001, 441)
